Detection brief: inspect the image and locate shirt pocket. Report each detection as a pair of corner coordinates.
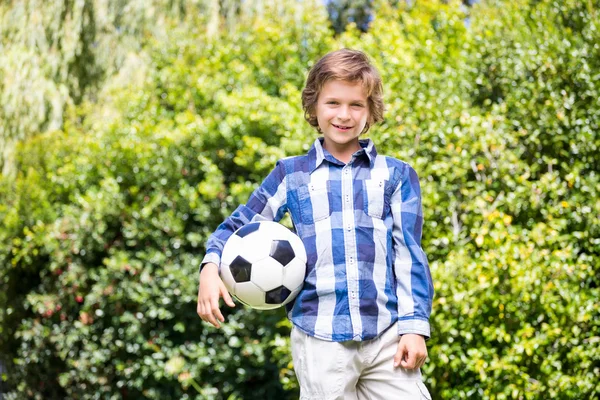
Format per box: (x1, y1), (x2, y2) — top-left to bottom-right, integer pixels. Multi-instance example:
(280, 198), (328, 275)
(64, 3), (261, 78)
(363, 179), (389, 219)
(298, 181), (330, 224)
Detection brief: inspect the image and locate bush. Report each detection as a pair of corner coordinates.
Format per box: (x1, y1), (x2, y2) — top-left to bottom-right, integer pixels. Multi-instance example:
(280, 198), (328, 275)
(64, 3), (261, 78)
(0, 1), (333, 398)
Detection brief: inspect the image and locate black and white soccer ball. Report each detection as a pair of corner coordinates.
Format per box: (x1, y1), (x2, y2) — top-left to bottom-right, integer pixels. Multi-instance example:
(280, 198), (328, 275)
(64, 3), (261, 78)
(220, 221), (307, 310)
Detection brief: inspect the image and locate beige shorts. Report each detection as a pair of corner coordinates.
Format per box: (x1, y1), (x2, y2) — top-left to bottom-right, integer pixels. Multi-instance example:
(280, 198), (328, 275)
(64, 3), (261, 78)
(290, 324), (432, 400)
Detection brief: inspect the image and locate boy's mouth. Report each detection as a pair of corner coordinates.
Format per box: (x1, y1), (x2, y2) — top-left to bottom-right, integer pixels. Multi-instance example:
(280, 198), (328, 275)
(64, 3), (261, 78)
(333, 124), (352, 131)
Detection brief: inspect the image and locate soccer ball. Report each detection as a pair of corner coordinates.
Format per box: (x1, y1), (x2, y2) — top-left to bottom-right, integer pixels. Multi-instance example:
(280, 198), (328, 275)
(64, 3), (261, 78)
(220, 221), (307, 310)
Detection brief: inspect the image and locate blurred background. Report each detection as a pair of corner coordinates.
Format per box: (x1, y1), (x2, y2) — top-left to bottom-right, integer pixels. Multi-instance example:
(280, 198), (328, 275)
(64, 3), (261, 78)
(0, 0), (598, 398)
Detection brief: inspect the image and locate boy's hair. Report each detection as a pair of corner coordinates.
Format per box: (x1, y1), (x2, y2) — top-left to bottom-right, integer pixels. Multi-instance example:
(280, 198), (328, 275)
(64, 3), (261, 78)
(302, 48), (385, 134)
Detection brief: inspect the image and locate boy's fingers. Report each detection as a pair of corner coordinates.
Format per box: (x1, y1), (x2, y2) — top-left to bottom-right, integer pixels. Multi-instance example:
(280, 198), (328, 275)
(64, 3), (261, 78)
(211, 298), (225, 323)
(393, 343), (405, 367)
(199, 301), (208, 321)
(199, 298), (219, 328)
(204, 305), (221, 328)
(199, 302), (208, 321)
(400, 351), (417, 369)
(220, 284), (235, 307)
(393, 352), (401, 367)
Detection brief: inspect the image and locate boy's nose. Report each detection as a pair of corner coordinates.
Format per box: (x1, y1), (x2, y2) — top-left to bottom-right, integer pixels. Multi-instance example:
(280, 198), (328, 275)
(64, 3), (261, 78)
(338, 106), (351, 120)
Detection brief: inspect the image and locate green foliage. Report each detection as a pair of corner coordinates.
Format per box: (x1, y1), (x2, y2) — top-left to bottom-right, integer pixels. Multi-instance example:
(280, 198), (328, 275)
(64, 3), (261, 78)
(1, 0), (599, 399)
(326, 0), (375, 34)
(0, 1), (330, 398)
(358, 1), (599, 398)
(0, 0), (263, 175)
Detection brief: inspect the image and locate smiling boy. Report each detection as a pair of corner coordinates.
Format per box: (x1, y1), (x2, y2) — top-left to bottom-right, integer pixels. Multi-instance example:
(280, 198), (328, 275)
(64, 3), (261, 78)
(198, 49), (434, 399)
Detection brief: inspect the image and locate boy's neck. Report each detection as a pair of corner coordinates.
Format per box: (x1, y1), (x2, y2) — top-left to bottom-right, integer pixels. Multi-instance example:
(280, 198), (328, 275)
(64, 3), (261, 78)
(322, 138), (362, 164)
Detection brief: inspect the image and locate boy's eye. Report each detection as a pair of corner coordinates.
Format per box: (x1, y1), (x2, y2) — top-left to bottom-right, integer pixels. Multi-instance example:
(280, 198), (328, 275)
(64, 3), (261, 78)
(326, 101), (364, 107)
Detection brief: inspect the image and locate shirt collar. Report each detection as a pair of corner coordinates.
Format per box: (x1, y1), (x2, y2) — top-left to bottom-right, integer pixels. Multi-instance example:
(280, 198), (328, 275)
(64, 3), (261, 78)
(307, 137), (377, 173)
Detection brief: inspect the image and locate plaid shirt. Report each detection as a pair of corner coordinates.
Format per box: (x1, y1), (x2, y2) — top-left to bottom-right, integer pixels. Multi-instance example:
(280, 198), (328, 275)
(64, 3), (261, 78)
(202, 138), (434, 342)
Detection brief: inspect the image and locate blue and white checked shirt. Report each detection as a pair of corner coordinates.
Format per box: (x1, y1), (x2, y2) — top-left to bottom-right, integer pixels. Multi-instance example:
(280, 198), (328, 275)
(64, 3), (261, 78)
(202, 137), (434, 342)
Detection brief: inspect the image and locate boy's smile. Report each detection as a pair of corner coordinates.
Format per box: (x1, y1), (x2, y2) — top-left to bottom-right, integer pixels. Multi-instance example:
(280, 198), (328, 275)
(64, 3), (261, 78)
(315, 80), (370, 159)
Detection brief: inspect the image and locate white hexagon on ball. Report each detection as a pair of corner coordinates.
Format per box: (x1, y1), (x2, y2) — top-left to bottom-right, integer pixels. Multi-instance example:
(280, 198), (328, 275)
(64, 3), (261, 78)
(238, 228), (272, 264)
(221, 234), (243, 267)
(234, 281), (269, 308)
(251, 256), (284, 292)
(283, 256), (306, 292)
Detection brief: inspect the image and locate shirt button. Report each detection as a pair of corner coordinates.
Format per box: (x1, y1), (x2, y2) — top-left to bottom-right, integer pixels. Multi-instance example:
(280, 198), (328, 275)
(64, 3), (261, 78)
(346, 225), (351, 231)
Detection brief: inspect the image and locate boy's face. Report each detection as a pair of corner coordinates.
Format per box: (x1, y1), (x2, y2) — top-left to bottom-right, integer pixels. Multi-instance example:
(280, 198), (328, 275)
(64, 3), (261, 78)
(315, 79), (370, 151)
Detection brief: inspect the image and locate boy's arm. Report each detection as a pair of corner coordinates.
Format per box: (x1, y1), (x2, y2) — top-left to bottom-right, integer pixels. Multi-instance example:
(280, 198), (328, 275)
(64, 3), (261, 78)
(198, 160), (288, 327)
(200, 160), (288, 273)
(390, 163), (434, 339)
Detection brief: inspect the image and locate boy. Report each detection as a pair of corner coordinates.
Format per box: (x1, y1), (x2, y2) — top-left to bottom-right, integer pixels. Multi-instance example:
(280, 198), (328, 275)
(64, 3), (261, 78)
(197, 49), (433, 399)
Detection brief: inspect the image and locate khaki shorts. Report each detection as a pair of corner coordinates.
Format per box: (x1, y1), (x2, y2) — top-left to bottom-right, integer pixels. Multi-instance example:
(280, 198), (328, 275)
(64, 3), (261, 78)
(291, 324), (432, 400)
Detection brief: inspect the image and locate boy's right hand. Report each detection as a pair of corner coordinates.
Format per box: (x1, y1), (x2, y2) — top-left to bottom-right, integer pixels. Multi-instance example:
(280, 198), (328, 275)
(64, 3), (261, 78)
(197, 262), (235, 328)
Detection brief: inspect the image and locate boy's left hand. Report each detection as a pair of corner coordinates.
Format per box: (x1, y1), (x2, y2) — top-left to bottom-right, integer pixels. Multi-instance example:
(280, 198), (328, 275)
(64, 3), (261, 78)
(394, 333), (428, 370)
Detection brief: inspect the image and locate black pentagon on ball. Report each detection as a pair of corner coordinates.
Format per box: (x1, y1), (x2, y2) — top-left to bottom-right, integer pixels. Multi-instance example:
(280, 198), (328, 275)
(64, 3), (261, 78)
(265, 286), (292, 305)
(270, 240), (295, 266)
(235, 222), (260, 238)
(229, 255), (252, 282)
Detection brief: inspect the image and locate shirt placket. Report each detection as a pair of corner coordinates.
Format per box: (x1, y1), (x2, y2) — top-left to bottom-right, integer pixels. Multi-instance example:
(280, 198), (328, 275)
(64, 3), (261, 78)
(341, 162), (362, 340)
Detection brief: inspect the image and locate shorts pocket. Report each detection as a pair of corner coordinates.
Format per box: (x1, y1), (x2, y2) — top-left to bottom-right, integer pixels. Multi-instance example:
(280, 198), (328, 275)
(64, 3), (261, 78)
(299, 181), (330, 224)
(302, 334), (346, 399)
(363, 179), (388, 219)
